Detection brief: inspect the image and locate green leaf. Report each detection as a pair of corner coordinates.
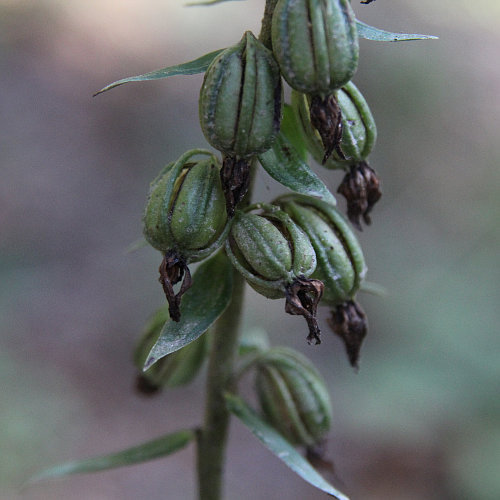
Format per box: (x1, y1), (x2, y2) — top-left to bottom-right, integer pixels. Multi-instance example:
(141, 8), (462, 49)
(29, 430), (194, 482)
(225, 394), (350, 500)
(144, 251), (233, 369)
(258, 133), (336, 206)
(356, 20), (438, 42)
(280, 104), (308, 161)
(93, 49), (224, 96)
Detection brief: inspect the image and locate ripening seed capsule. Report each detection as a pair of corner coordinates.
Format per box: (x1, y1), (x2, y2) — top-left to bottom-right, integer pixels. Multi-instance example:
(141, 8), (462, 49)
(277, 195), (366, 304)
(225, 204), (324, 344)
(199, 31), (282, 159)
(255, 347), (332, 447)
(143, 149), (229, 321)
(199, 31), (283, 216)
(271, 0), (359, 95)
(292, 81), (377, 170)
(272, 0), (359, 162)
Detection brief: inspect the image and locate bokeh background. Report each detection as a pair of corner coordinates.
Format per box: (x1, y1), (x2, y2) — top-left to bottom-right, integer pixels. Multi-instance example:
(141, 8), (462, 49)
(1, 0), (499, 499)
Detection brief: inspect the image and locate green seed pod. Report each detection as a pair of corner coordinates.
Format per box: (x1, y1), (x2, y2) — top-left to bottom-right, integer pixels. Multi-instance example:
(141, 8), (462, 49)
(292, 84), (382, 229)
(255, 347), (332, 447)
(200, 31), (283, 216)
(272, 0), (359, 96)
(277, 195), (366, 304)
(277, 194), (368, 367)
(225, 204), (324, 344)
(199, 31), (282, 158)
(143, 149), (228, 259)
(134, 306), (208, 395)
(143, 149), (229, 321)
(292, 82), (377, 170)
(272, 0), (359, 163)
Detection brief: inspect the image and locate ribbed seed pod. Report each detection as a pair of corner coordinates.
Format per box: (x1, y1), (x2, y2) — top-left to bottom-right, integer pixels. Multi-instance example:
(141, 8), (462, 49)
(272, 0), (358, 95)
(255, 347), (332, 447)
(292, 83), (382, 229)
(200, 31), (282, 158)
(199, 31), (282, 215)
(292, 82), (377, 170)
(277, 194), (368, 367)
(225, 204), (324, 344)
(143, 149), (229, 321)
(134, 306), (208, 395)
(272, 0), (359, 162)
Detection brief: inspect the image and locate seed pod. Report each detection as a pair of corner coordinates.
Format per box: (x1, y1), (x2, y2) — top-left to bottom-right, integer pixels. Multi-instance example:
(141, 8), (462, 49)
(255, 347), (332, 447)
(225, 204), (324, 344)
(292, 83), (382, 228)
(292, 82), (377, 170)
(277, 194), (368, 367)
(199, 31), (283, 215)
(143, 149), (229, 321)
(134, 306), (208, 395)
(272, 0), (359, 162)
(272, 0), (358, 95)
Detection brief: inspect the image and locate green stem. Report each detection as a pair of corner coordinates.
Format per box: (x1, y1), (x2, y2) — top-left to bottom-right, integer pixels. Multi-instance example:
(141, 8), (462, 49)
(196, 270), (245, 500)
(259, 0), (279, 49)
(196, 2), (278, 498)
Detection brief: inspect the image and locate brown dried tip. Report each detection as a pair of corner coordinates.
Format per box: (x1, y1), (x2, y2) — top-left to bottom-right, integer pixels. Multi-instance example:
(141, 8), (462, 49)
(337, 162), (382, 230)
(328, 300), (367, 369)
(285, 277), (324, 344)
(158, 251), (192, 322)
(135, 374), (161, 397)
(220, 155), (251, 217)
(309, 94), (345, 164)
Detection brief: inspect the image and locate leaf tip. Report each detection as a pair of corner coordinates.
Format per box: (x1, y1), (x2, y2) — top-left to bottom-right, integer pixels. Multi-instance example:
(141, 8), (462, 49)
(143, 356), (157, 371)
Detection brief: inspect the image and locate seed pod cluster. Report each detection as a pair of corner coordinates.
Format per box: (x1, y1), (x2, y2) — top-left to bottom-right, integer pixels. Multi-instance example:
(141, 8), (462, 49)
(277, 195), (368, 367)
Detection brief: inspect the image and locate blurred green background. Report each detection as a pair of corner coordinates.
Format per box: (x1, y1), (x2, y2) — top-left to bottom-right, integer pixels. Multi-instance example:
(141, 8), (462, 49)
(1, 1), (499, 499)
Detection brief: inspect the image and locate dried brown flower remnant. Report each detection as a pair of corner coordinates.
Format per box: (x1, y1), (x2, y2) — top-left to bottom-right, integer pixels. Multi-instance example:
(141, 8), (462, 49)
(220, 156), (251, 217)
(337, 161), (382, 229)
(328, 300), (367, 368)
(285, 277), (324, 345)
(309, 94), (345, 164)
(158, 251), (192, 322)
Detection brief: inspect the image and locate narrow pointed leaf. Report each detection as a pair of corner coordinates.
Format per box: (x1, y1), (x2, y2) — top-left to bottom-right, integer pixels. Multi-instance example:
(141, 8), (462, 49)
(145, 251), (233, 369)
(93, 49), (224, 96)
(29, 430), (194, 483)
(225, 394), (350, 500)
(356, 20), (438, 42)
(258, 133), (336, 205)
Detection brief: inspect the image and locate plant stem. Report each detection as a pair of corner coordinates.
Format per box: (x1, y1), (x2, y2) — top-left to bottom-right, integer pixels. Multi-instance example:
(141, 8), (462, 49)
(196, 270), (245, 500)
(196, 2), (278, 498)
(259, 0), (279, 49)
